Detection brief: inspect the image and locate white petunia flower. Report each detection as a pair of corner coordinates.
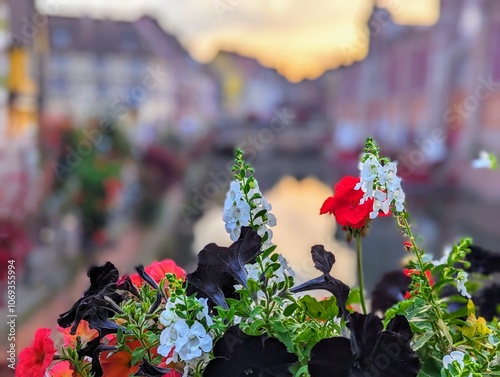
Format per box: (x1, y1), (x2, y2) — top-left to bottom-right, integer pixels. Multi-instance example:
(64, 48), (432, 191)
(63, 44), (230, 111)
(443, 350), (465, 369)
(472, 150), (497, 169)
(456, 270), (471, 298)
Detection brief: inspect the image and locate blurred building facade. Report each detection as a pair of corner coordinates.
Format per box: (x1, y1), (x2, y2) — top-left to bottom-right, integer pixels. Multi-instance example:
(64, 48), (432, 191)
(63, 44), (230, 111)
(326, 0), (500, 198)
(43, 16), (219, 142)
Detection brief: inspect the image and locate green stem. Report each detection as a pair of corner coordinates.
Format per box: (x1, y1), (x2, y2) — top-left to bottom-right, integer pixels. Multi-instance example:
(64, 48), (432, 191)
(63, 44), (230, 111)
(400, 214), (450, 354)
(356, 235), (367, 314)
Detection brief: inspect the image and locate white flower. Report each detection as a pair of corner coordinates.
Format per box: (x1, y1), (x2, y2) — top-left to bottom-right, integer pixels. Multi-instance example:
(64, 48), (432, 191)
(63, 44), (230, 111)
(195, 297), (213, 326)
(356, 153), (405, 218)
(223, 180), (251, 241)
(456, 270), (471, 298)
(176, 321), (213, 361)
(431, 246), (452, 266)
(223, 179), (276, 246)
(158, 318), (190, 358)
(443, 350), (465, 369)
(159, 308), (178, 327)
(472, 150), (496, 169)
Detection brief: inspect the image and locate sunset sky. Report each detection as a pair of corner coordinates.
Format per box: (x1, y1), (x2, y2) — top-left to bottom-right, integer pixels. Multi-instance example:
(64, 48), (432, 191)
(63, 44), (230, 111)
(37, 0), (439, 81)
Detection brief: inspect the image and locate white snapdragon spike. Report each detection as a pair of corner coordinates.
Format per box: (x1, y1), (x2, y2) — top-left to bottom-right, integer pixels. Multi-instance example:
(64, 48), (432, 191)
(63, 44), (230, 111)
(355, 153), (405, 218)
(443, 350), (465, 369)
(472, 150), (496, 169)
(223, 179), (276, 247)
(223, 181), (251, 241)
(456, 270), (471, 298)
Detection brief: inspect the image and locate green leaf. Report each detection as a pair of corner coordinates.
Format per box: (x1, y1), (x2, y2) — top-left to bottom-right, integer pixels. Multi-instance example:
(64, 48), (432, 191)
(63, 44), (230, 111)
(130, 347), (145, 366)
(283, 303), (298, 317)
(412, 330), (434, 351)
(248, 319), (265, 334)
(346, 289), (360, 306)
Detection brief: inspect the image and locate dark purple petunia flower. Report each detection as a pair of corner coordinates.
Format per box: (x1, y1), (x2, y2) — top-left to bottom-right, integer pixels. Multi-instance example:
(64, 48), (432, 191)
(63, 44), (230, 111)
(308, 313), (420, 377)
(466, 245), (500, 275)
(58, 262), (124, 335)
(186, 227), (262, 309)
(371, 271), (411, 314)
(473, 284), (500, 321)
(204, 325), (298, 376)
(290, 245), (350, 317)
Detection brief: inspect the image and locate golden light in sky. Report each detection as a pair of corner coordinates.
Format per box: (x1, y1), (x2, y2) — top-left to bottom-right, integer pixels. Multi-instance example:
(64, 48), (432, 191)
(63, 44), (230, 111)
(37, 0), (439, 82)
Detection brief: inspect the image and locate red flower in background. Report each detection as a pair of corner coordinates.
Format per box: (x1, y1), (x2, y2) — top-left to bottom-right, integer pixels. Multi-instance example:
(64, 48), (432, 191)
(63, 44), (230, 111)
(403, 268), (434, 298)
(130, 259), (185, 288)
(16, 328), (57, 377)
(320, 176), (373, 229)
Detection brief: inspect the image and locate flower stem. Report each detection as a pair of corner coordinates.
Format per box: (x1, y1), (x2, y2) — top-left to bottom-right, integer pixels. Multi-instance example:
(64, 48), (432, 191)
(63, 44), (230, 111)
(356, 234), (367, 314)
(400, 213), (450, 354)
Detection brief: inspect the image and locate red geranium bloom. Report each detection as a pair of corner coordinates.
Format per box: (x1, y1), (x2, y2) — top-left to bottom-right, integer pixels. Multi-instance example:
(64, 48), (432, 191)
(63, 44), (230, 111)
(130, 259), (185, 287)
(320, 176), (373, 229)
(16, 328), (57, 377)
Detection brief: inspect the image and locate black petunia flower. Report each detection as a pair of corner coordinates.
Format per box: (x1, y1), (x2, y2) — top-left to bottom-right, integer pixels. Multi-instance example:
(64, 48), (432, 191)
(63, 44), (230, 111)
(204, 325), (298, 376)
(58, 262), (124, 335)
(308, 313), (420, 377)
(134, 358), (176, 377)
(466, 245), (500, 275)
(473, 283), (500, 320)
(290, 245), (350, 317)
(371, 271), (411, 314)
(186, 227), (262, 309)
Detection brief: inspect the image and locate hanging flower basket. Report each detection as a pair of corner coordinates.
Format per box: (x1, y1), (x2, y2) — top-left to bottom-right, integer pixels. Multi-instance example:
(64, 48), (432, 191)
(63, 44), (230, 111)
(17, 138), (500, 377)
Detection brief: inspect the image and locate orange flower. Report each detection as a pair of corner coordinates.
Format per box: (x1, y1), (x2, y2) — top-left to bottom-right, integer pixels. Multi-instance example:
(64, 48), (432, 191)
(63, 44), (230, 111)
(57, 320), (98, 348)
(47, 361), (75, 377)
(99, 339), (142, 377)
(130, 259), (185, 288)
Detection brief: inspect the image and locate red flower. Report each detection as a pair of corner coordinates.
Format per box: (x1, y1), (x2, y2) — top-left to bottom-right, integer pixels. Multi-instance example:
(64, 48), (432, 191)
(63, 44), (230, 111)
(320, 176), (373, 229)
(403, 269), (434, 298)
(403, 241), (413, 251)
(47, 361), (75, 377)
(130, 259), (185, 288)
(16, 328), (57, 377)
